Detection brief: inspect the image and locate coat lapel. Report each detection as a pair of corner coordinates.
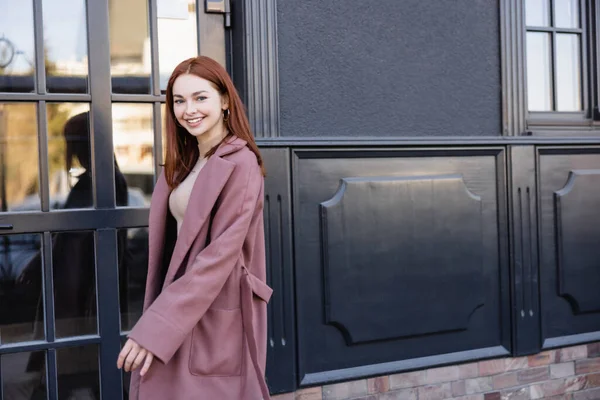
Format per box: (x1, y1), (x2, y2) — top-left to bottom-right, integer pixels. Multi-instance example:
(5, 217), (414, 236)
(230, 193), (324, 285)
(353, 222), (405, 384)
(161, 136), (247, 288)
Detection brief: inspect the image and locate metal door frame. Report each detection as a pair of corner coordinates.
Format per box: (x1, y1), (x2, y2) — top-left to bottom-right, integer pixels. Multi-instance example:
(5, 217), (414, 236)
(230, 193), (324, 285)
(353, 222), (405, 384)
(0, 1), (233, 398)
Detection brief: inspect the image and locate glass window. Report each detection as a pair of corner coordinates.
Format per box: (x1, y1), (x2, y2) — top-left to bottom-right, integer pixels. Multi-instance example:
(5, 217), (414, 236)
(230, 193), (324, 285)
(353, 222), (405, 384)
(56, 345), (100, 399)
(1, 351), (48, 398)
(0, 103), (40, 212)
(118, 227), (148, 332)
(42, 0), (89, 93)
(47, 103), (92, 210)
(526, 33), (552, 111)
(157, 0), (198, 91)
(0, 0), (36, 93)
(112, 103), (155, 207)
(109, 0), (152, 94)
(525, 0), (583, 113)
(161, 103), (167, 165)
(0, 233), (44, 344)
(199, 11), (226, 68)
(554, 0), (579, 29)
(556, 34), (581, 111)
(52, 230), (97, 338)
(526, 0), (550, 27)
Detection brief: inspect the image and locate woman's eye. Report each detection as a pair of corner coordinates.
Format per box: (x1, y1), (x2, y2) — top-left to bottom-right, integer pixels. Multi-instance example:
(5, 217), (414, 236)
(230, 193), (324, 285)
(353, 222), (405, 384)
(174, 99), (184, 104)
(196, 96), (207, 101)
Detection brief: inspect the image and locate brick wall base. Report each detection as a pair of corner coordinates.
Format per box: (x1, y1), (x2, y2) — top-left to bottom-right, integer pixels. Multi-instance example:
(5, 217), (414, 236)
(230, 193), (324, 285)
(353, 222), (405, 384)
(273, 343), (600, 400)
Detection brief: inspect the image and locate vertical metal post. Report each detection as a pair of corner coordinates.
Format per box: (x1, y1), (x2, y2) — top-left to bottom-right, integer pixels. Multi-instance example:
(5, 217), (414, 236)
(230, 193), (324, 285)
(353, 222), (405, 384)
(509, 145), (542, 355)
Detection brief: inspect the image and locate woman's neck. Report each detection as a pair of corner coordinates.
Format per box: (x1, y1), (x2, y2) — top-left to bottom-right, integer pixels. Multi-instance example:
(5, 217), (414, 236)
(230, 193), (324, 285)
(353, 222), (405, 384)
(196, 127), (228, 158)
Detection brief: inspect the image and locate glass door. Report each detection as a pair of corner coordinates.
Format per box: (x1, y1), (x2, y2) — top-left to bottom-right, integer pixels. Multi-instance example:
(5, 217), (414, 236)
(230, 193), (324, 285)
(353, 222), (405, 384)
(0, 0), (228, 398)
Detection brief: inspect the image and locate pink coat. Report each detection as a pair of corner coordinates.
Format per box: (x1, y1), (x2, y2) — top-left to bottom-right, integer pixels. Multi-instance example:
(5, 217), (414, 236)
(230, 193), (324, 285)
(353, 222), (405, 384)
(128, 137), (272, 400)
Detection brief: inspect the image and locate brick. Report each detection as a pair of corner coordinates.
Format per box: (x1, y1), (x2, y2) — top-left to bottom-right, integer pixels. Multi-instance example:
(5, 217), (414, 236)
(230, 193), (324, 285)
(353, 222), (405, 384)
(479, 359), (506, 376)
(484, 393), (501, 400)
(492, 372), (519, 390)
(272, 393), (295, 400)
(452, 380), (467, 397)
(573, 387), (600, 400)
(528, 350), (557, 367)
(377, 389), (417, 400)
(529, 376), (586, 399)
(425, 365), (460, 384)
(544, 395), (573, 400)
(465, 377), (493, 394)
(517, 366), (549, 384)
(585, 372), (600, 388)
(505, 357), (528, 371)
(551, 362), (575, 379)
(417, 383), (453, 400)
(459, 363), (480, 379)
(576, 358), (600, 375)
(558, 345), (588, 362)
(367, 376), (389, 394)
(500, 387), (529, 400)
(295, 387), (323, 400)
(322, 380), (367, 400)
(389, 371), (426, 389)
(587, 343), (600, 358)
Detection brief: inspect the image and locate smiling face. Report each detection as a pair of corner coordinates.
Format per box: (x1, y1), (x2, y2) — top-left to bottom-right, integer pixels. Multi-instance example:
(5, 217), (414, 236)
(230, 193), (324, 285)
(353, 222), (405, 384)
(172, 73), (229, 147)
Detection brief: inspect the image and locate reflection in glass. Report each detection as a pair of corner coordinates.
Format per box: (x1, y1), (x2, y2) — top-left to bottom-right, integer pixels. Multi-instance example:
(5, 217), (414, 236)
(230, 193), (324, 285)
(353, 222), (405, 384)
(0, 234), (43, 344)
(556, 34), (581, 111)
(158, 0), (198, 91)
(113, 104), (154, 206)
(0, 0), (36, 92)
(53, 230), (97, 338)
(43, 0), (89, 93)
(57, 345), (100, 400)
(199, 11), (226, 68)
(526, 32), (552, 111)
(47, 103), (92, 210)
(0, 103), (40, 212)
(1, 351), (48, 399)
(526, 0), (550, 27)
(554, 0), (579, 29)
(161, 103), (167, 165)
(109, 0), (152, 94)
(119, 227), (149, 332)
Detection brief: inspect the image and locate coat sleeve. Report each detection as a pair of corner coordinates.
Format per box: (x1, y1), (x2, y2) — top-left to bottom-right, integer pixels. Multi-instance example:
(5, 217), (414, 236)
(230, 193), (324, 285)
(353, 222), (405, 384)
(128, 160), (263, 364)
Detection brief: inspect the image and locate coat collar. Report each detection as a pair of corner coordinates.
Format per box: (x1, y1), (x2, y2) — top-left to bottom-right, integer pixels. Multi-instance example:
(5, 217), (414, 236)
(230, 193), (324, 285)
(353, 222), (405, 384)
(145, 136), (248, 295)
(214, 136), (247, 157)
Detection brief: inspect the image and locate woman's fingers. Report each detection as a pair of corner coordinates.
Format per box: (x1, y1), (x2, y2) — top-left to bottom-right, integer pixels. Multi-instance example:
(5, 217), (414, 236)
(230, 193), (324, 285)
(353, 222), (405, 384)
(124, 343), (141, 372)
(140, 352), (154, 377)
(131, 348), (148, 371)
(116, 339), (134, 369)
(117, 339), (153, 376)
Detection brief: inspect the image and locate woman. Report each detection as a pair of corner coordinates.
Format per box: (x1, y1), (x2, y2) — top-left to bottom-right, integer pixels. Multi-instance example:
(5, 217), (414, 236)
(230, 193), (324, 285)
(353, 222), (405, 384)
(117, 56), (272, 400)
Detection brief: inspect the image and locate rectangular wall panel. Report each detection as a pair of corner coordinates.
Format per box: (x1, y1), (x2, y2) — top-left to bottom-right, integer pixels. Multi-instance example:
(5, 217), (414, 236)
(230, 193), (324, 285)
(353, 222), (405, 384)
(292, 148), (510, 385)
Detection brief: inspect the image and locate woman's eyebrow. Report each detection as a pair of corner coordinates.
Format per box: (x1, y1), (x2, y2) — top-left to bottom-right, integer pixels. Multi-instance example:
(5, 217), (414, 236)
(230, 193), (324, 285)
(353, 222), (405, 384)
(173, 90), (208, 98)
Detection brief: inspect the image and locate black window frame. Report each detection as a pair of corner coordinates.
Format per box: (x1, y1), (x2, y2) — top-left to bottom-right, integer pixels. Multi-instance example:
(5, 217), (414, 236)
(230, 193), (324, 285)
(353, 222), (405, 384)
(523, 0), (600, 134)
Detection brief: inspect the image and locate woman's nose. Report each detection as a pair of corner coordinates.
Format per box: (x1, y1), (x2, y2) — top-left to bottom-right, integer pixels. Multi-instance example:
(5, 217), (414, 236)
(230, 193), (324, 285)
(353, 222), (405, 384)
(185, 101), (197, 115)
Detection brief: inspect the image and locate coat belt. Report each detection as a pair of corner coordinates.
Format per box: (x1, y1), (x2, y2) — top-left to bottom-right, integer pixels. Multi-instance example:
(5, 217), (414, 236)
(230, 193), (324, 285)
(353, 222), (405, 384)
(241, 266), (273, 400)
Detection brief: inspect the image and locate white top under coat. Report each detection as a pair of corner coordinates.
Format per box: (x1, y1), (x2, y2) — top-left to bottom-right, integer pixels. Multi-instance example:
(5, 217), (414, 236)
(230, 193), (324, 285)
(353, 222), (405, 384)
(168, 155), (208, 234)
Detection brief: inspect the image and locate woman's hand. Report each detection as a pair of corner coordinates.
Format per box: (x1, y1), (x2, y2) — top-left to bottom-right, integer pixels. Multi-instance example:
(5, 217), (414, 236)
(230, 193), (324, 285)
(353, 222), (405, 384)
(117, 338), (154, 376)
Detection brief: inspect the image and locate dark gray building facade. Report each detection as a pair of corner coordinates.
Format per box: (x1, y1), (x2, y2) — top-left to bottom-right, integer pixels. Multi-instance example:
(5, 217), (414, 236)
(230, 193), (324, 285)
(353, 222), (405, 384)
(1, 0), (600, 398)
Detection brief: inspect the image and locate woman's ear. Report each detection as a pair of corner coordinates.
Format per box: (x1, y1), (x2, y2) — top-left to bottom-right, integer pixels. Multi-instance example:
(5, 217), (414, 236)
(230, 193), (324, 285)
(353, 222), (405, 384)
(221, 94), (230, 111)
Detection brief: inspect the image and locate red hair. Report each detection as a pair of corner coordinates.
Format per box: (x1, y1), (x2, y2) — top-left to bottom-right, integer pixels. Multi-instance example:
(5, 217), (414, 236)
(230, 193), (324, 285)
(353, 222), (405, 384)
(163, 56), (265, 189)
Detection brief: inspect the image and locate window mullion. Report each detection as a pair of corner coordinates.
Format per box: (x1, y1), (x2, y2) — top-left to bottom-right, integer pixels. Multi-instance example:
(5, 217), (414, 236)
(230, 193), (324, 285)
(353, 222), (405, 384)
(593, 0), (600, 120)
(552, 31), (558, 111)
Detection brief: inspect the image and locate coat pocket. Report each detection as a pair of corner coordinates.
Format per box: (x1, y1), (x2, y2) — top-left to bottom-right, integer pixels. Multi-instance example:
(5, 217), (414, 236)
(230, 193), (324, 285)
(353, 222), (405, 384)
(189, 308), (243, 377)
